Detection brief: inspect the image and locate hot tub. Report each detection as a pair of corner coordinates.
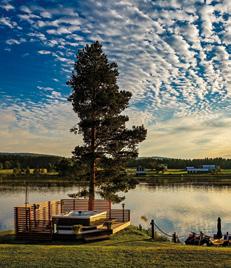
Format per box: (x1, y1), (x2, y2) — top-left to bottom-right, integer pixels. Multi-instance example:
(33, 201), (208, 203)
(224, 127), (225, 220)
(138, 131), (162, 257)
(52, 210), (107, 227)
(68, 210), (100, 217)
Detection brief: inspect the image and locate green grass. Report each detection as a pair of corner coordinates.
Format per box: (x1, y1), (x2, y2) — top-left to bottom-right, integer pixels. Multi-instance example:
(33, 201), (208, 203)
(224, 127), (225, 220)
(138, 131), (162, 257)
(127, 168), (231, 179)
(0, 169), (58, 175)
(0, 169), (13, 175)
(127, 168), (187, 175)
(220, 169), (231, 174)
(0, 227), (231, 267)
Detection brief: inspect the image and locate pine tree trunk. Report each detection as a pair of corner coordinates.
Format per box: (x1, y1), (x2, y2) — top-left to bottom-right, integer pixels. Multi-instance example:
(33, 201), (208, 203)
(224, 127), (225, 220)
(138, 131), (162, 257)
(88, 159), (95, 210)
(88, 126), (96, 211)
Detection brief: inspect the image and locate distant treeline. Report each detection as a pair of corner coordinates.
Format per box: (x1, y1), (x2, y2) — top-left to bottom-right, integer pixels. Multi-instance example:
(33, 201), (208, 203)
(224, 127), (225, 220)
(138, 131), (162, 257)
(0, 153), (63, 170)
(1, 153), (231, 172)
(127, 157), (231, 169)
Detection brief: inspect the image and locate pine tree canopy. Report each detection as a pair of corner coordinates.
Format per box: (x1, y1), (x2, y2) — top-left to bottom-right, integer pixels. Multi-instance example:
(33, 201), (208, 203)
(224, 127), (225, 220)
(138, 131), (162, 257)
(67, 41), (147, 207)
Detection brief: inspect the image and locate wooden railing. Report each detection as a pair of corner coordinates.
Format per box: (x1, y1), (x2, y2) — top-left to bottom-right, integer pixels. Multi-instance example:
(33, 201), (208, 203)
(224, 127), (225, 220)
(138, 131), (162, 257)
(15, 200), (60, 240)
(60, 199), (111, 214)
(109, 209), (130, 222)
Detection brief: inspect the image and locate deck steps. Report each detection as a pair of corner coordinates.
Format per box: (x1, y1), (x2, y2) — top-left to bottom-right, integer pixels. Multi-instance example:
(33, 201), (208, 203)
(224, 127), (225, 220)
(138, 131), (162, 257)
(81, 229), (110, 236)
(82, 229), (111, 242)
(81, 226), (97, 231)
(83, 234), (110, 242)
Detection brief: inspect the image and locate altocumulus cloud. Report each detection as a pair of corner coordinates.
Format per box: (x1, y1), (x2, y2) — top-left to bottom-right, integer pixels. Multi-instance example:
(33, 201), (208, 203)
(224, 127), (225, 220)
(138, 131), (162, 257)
(0, 0), (230, 157)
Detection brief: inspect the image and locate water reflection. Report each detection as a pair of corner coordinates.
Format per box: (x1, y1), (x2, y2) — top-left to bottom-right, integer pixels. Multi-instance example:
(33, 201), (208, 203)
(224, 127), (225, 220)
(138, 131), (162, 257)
(120, 184), (231, 237)
(0, 182), (231, 238)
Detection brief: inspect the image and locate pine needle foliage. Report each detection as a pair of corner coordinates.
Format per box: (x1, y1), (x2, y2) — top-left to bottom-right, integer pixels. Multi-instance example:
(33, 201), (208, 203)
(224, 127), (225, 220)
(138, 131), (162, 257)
(67, 41), (147, 209)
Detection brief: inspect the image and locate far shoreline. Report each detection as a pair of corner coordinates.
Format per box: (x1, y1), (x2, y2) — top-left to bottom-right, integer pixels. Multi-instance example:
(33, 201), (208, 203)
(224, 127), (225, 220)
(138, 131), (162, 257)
(1, 173), (231, 186)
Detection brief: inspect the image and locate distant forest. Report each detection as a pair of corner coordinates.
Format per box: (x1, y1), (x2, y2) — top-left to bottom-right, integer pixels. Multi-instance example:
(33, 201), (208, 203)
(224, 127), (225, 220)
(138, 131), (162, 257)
(0, 153), (231, 170)
(0, 153), (63, 169)
(127, 157), (231, 169)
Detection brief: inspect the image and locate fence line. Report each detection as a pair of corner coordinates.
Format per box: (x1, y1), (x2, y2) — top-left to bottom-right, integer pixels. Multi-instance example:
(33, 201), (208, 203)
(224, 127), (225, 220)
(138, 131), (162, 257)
(153, 220), (212, 240)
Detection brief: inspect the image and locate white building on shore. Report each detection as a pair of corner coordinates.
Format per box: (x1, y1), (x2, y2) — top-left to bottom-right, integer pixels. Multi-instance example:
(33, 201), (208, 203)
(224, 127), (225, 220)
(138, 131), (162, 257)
(186, 165), (217, 173)
(136, 166), (146, 176)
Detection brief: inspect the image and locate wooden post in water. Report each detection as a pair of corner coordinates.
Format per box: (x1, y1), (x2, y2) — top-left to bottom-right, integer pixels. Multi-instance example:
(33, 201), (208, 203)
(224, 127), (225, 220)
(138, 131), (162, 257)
(150, 219), (155, 240)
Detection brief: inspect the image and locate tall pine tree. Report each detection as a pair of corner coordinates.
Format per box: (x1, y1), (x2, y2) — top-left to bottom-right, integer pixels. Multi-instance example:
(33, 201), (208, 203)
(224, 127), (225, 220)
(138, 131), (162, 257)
(67, 41), (147, 210)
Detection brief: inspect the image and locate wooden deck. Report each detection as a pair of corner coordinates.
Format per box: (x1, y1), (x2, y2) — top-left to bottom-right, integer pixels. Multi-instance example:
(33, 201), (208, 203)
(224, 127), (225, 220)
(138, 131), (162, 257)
(52, 218), (131, 241)
(80, 221), (131, 242)
(14, 199), (131, 241)
(109, 221), (131, 234)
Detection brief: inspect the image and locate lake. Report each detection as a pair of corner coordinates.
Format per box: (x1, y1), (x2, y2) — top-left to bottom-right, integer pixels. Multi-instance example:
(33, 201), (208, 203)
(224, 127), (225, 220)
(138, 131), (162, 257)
(0, 182), (231, 239)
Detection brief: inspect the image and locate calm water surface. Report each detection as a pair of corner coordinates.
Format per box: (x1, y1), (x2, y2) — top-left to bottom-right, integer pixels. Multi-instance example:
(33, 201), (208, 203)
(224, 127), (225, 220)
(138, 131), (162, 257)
(0, 182), (231, 238)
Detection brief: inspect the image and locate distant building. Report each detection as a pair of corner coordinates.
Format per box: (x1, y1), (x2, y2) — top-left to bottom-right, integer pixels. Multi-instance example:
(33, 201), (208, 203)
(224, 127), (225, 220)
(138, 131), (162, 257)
(202, 165), (216, 171)
(186, 165), (217, 174)
(136, 166), (146, 176)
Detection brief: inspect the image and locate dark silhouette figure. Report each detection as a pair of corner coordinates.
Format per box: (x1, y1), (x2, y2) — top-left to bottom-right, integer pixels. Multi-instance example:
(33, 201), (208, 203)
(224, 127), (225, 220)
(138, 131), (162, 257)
(185, 232), (211, 246)
(217, 217), (222, 239)
(172, 232), (177, 243)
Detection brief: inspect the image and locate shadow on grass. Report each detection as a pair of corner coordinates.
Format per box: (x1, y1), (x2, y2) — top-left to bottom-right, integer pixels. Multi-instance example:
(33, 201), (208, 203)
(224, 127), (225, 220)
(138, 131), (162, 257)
(0, 231), (85, 246)
(0, 231), (15, 244)
(0, 226), (169, 247)
(101, 237), (157, 247)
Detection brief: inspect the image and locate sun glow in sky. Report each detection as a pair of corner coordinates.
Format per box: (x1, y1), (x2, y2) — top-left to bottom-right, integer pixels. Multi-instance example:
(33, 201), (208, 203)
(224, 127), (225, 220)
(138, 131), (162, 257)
(0, 0), (230, 158)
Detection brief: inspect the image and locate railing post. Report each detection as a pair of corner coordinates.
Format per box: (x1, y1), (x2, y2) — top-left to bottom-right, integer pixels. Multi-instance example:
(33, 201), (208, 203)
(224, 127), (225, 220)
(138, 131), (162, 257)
(14, 207), (19, 236)
(122, 203), (125, 222)
(28, 207), (31, 232)
(73, 199), (75, 210)
(60, 200), (63, 214)
(55, 201), (59, 215)
(33, 204), (37, 227)
(25, 207), (30, 232)
(47, 201), (51, 222)
(109, 200), (112, 219)
(150, 219), (155, 240)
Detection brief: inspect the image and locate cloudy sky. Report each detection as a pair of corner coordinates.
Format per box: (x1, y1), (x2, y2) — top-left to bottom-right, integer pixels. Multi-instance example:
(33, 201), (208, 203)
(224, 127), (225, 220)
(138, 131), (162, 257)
(0, 0), (230, 158)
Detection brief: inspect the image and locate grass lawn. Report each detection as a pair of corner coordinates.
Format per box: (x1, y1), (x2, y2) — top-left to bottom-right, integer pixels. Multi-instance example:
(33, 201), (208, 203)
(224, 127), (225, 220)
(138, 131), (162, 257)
(127, 168), (187, 175)
(0, 169), (58, 176)
(0, 169), (13, 175)
(127, 168), (231, 177)
(0, 227), (231, 268)
(220, 169), (231, 174)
